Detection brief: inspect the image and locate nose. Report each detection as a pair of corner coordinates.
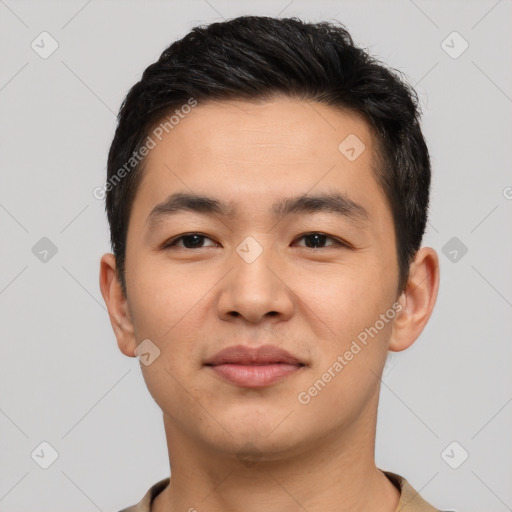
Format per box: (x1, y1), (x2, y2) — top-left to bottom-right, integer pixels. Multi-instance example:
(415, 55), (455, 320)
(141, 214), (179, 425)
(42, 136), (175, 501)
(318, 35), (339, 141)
(216, 241), (295, 324)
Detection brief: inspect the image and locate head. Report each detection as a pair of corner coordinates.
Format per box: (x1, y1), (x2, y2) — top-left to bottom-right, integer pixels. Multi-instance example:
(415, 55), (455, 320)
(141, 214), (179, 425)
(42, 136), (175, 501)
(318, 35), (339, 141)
(100, 16), (438, 464)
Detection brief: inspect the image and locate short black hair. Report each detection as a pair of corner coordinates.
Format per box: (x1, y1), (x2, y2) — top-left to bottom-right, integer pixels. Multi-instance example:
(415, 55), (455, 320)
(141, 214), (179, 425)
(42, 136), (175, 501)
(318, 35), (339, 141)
(105, 15), (431, 297)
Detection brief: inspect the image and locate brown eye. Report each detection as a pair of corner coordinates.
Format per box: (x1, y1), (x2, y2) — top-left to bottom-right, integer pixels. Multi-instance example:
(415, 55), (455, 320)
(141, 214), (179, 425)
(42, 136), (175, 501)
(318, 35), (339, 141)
(294, 233), (346, 249)
(163, 233), (218, 249)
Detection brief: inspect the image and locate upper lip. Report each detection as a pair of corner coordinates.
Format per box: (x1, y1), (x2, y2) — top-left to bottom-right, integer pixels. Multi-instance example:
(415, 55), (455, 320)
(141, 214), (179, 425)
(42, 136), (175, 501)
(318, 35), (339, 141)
(205, 344), (305, 366)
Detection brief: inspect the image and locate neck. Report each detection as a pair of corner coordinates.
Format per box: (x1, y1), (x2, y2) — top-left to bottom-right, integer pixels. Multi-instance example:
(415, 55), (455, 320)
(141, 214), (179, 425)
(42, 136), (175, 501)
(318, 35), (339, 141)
(153, 408), (400, 512)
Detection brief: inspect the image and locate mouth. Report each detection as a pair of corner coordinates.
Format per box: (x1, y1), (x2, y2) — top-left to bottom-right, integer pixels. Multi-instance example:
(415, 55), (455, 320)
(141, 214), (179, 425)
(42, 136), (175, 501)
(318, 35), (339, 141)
(204, 344), (306, 388)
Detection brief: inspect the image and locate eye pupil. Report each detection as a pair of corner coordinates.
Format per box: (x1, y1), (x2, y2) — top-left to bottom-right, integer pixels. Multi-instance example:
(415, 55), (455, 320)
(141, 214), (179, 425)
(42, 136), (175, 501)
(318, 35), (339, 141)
(305, 234), (326, 248)
(183, 234), (203, 248)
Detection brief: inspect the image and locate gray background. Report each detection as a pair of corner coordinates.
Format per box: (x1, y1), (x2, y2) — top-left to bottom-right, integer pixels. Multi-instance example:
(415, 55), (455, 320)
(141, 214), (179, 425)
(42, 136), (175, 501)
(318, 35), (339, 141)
(1, 0), (511, 510)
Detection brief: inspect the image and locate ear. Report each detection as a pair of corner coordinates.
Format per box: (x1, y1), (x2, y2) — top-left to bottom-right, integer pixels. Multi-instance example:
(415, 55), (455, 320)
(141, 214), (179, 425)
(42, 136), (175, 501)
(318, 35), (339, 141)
(99, 253), (137, 358)
(389, 247), (440, 352)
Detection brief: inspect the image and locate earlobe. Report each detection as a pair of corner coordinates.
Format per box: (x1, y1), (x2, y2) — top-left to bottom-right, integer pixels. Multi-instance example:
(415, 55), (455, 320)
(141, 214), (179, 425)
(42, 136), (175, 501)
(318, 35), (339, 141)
(388, 247), (440, 353)
(99, 253), (137, 357)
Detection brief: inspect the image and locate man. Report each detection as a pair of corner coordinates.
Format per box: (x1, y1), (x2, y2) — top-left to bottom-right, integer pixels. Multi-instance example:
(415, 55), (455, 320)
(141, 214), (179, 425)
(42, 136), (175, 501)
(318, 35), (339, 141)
(99, 15), (444, 511)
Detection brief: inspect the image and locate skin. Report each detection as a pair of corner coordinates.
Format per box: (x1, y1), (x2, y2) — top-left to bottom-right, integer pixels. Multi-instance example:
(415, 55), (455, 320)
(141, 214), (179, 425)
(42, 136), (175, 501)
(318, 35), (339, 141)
(100, 97), (439, 512)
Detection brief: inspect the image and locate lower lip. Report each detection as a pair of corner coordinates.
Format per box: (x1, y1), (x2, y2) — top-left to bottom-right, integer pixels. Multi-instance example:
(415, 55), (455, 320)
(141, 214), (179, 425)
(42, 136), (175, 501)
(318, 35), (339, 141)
(208, 363), (304, 388)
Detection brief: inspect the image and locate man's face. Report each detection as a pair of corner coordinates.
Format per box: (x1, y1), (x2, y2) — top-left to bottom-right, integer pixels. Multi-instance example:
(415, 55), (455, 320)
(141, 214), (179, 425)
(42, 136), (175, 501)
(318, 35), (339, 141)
(122, 98), (400, 459)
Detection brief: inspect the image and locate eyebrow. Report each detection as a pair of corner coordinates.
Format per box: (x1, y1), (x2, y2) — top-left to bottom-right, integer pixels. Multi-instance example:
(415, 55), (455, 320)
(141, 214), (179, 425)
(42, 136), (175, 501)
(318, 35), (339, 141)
(145, 191), (369, 228)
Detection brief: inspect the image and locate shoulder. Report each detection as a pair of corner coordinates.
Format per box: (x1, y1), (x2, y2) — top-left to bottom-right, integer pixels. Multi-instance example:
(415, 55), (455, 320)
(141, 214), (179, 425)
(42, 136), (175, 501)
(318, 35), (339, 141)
(383, 470), (453, 512)
(116, 477), (170, 512)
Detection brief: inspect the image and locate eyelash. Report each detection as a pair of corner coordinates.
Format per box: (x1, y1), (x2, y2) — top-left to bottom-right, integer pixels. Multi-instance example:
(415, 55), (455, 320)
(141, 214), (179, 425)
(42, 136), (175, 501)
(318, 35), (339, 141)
(161, 232), (350, 250)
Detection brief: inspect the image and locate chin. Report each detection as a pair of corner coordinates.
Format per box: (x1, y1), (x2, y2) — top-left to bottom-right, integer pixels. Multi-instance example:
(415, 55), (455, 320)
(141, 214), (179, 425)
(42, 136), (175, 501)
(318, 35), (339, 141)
(207, 413), (308, 455)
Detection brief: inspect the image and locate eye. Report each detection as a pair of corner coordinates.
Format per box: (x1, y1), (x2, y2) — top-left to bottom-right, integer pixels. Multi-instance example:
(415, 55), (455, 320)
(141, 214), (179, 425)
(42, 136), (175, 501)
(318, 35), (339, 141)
(162, 233), (219, 249)
(161, 232), (348, 250)
(294, 232), (348, 249)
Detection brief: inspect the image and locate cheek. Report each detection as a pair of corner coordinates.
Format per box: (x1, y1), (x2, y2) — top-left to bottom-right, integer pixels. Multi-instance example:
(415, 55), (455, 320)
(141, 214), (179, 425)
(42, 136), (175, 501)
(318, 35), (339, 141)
(126, 254), (210, 341)
(292, 259), (389, 334)
(291, 259), (396, 391)
(127, 263), (208, 416)
(294, 281), (395, 429)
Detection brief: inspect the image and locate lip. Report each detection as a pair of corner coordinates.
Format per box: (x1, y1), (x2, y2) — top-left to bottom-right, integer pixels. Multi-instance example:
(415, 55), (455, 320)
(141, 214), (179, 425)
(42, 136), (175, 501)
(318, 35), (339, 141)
(205, 344), (306, 388)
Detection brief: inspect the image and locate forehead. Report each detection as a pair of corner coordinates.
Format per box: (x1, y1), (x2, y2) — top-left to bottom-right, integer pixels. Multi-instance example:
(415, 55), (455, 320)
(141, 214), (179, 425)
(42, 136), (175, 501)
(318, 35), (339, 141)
(147, 98), (376, 167)
(132, 98), (390, 226)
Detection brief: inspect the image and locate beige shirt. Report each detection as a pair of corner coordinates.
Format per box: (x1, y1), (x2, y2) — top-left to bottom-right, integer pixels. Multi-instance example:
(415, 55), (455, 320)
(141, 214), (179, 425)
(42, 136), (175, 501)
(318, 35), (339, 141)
(118, 471), (444, 511)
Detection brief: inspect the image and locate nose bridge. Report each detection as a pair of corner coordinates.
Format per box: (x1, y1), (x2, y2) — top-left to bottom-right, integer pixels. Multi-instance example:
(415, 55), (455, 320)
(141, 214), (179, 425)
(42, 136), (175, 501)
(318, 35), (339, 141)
(218, 235), (293, 322)
(234, 238), (275, 289)
(232, 234), (279, 296)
